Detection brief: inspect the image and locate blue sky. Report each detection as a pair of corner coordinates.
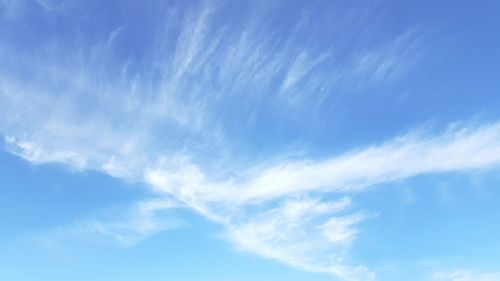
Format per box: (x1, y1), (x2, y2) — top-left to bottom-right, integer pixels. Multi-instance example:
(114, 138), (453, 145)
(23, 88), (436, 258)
(1, 0), (500, 280)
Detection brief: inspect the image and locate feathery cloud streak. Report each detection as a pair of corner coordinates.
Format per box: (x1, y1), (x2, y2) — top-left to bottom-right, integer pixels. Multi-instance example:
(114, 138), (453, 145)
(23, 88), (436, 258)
(1, 1), (499, 281)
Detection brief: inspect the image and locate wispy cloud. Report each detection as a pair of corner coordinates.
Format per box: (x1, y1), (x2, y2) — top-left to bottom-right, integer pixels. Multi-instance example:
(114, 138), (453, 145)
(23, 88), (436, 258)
(1, 1), (496, 281)
(32, 198), (183, 249)
(143, 121), (500, 281)
(282, 52), (330, 91)
(144, 121), (500, 206)
(226, 197), (374, 281)
(33, 0), (62, 11)
(352, 28), (423, 83)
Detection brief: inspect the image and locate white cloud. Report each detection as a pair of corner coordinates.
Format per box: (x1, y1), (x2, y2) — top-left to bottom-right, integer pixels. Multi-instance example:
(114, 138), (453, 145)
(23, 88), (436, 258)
(33, 0), (62, 11)
(4, 33), (500, 279)
(146, 121), (500, 206)
(1, 2), (498, 281)
(282, 52), (330, 91)
(34, 198), (183, 248)
(225, 197), (374, 281)
(90, 198), (183, 247)
(353, 28), (423, 83)
(140, 121), (500, 280)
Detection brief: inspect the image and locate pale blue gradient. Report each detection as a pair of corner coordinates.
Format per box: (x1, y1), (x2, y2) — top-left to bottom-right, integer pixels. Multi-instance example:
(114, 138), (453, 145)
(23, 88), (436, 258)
(1, 1), (500, 281)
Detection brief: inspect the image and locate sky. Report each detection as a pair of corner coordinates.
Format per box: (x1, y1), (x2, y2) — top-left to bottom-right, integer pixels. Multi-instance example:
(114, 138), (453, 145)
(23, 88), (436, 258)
(1, 0), (500, 280)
